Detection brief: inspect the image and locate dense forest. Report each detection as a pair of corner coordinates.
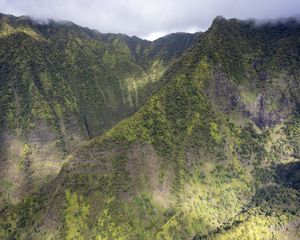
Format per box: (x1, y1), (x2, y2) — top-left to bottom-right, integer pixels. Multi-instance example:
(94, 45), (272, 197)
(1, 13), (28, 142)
(0, 13), (299, 239)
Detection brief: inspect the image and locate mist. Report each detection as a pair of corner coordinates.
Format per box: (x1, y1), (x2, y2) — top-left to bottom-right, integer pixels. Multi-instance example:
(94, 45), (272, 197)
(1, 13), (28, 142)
(0, 0), (299, 40)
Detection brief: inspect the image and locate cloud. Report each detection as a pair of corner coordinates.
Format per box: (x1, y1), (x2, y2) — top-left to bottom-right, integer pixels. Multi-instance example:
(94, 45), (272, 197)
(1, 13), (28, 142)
(0, 0), (299, 40)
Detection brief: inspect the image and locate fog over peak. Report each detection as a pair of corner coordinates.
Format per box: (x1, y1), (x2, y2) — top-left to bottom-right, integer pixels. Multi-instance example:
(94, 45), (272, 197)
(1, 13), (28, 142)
(0, 0), (299, 40)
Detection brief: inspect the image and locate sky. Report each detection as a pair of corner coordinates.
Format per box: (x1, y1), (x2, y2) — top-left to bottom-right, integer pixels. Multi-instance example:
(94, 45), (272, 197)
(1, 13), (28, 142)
(0, 0), (299, 40)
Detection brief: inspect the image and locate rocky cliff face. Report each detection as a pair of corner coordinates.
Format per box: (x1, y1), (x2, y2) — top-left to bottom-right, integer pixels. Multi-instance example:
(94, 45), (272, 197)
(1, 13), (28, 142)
(197, 17), (300, 127)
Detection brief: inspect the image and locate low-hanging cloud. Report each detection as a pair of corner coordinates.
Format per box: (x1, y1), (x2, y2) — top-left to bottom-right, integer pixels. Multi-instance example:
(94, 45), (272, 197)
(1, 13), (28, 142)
(0, 0), (299, 40)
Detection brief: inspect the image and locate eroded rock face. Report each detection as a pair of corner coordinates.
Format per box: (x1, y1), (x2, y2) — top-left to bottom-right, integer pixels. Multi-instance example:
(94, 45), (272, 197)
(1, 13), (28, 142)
(0, 124), (63, 204)
(210, 70), (298, 127)
(0, 114), (90, 203)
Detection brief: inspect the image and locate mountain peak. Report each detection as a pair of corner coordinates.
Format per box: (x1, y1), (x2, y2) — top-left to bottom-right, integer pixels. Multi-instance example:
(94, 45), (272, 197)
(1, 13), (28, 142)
(211, 15), (227, 25)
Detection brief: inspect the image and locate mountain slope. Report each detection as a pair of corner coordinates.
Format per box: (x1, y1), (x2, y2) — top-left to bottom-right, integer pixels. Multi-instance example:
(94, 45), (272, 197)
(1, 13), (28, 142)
(0, 16), (299, 239)
(0, 13), (199, 205)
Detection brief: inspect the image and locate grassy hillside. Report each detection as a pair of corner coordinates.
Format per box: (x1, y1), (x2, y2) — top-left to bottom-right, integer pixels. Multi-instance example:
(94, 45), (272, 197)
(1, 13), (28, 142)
(0, 16), (299, 239)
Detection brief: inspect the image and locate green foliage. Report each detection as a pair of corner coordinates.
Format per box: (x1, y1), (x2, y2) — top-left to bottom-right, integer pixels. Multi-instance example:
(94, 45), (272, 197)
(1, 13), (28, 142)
(94, 195), (166, 240)
(1, 14), (300, 240)
(212, 214), (276, 240)
(18, 143), (31, 169)
(238, 123), (267, 163)
(0, 193), (46, 239)
(210, 122), (221, 143)
(0, 13), (197, 211)
(283, 113), (300, 159)
(65, 190), (90, 240)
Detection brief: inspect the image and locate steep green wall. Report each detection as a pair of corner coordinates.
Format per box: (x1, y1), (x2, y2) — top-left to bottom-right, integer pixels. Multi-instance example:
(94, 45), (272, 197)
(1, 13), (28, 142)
(0, 13), (199, 205)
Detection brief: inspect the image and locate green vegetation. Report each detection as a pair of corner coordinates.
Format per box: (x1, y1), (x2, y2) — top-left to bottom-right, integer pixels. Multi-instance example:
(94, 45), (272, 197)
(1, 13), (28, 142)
(0, 14), (300, 240)
(65, 190), (90, 240)
(0, 13), (197, 206)
(18, 143), (31, 169)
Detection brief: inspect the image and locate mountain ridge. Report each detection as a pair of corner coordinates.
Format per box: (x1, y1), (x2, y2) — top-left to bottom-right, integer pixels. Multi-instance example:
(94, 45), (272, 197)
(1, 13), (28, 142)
(0, 12), (199, 206)
(0, 13), (300, 240)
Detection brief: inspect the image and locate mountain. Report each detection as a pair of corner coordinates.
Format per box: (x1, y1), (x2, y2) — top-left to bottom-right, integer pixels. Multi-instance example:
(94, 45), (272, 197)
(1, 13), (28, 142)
(0, 13), (199, 205)
(0, 14), (300, 240)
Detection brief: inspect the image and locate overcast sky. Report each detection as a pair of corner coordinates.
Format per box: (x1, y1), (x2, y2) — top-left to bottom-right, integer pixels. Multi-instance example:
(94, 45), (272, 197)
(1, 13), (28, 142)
(0, 0), (299, 40)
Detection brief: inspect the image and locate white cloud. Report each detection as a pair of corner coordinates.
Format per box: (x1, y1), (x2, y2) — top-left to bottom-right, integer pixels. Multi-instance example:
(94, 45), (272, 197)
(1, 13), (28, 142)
(0, 0), (299, 40)
(143, 31), (169, 41)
